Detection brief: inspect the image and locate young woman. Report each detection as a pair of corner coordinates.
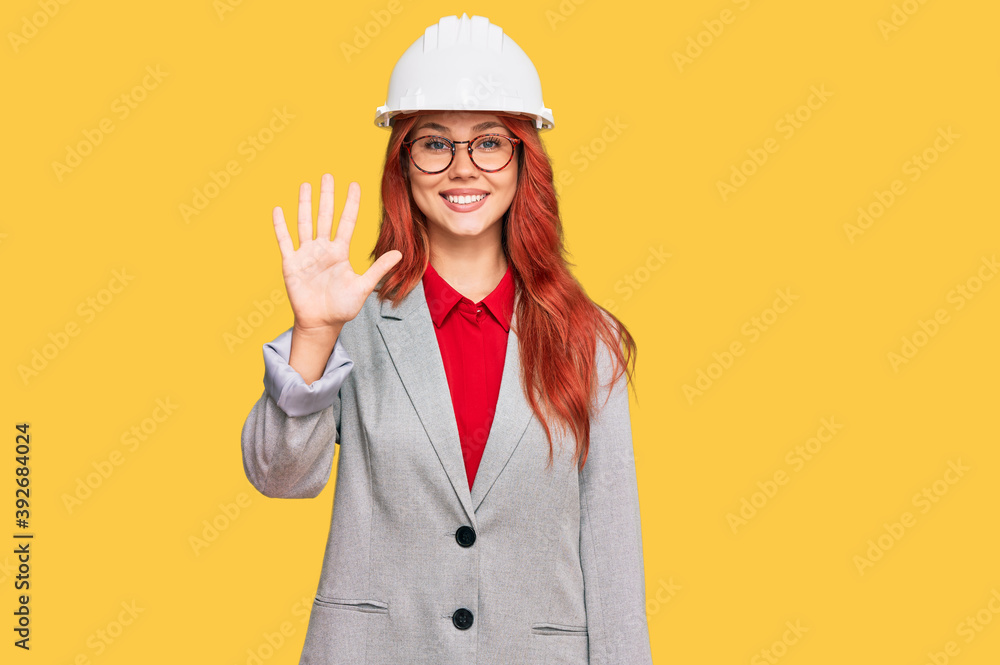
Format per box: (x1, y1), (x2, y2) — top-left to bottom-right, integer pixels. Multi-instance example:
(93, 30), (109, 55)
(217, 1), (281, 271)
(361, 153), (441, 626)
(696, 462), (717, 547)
(241, 13), (652, 665)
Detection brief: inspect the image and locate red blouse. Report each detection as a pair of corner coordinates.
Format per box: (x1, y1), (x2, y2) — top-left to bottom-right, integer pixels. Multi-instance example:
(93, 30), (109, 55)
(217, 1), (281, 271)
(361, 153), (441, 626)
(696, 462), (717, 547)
(422, 262), (515, 491)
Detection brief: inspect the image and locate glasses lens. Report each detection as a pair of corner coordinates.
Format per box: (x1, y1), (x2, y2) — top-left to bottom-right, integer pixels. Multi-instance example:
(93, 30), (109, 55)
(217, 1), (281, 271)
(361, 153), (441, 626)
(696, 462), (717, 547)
(409, 136), (454, 173)
(471, 135), (514, 171)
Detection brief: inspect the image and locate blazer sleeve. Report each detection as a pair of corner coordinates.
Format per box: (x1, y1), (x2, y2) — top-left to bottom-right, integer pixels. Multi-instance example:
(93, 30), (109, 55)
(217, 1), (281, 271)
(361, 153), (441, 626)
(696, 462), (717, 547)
(240, 326), (353, 499)
(579, 339), (654, 665)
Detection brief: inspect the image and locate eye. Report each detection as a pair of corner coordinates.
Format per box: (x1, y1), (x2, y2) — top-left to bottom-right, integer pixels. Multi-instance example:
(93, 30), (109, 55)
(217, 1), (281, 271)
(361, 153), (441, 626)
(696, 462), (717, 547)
(420, 137), (451, 151)
(474, 136), (505, 151)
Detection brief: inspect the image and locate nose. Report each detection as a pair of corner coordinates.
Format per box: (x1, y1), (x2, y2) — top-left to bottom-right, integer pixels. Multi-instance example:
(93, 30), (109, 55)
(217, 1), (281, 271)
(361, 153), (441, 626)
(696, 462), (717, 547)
(448, 144), (478, 176)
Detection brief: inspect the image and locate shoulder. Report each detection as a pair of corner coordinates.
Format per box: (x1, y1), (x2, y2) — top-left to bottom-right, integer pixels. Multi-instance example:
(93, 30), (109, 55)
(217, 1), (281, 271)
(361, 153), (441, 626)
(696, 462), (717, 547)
(593, 308), (618, 365)
(591, 306), (631, 397)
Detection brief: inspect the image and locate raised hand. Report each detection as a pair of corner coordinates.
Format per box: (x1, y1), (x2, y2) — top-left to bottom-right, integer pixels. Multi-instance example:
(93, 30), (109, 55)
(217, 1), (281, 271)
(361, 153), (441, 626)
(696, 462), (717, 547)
(272, 173), (402, 333)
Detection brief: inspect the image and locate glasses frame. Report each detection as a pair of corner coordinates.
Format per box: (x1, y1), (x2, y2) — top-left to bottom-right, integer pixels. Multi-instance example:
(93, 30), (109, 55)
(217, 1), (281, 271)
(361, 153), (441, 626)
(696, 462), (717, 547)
(402, 133), (522, 174)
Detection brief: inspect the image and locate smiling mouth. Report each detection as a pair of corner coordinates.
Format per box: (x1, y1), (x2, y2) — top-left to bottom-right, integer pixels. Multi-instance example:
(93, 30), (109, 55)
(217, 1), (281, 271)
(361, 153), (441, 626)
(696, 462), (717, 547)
(441, 193), (489, 205)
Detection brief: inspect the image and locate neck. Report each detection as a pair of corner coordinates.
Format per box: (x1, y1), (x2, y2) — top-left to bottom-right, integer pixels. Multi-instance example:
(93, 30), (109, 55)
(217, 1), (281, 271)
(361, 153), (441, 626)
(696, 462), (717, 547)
(428, 249), (508, 303)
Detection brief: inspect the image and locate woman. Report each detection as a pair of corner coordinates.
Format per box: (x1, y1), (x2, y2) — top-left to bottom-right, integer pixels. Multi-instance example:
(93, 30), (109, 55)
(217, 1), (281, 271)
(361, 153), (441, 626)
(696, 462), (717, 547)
(241, 13), (653, 665)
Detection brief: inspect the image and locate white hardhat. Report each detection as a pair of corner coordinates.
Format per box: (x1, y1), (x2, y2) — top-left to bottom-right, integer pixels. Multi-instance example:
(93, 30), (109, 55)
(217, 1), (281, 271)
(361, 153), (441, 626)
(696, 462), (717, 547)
(374, 13), (554, 131)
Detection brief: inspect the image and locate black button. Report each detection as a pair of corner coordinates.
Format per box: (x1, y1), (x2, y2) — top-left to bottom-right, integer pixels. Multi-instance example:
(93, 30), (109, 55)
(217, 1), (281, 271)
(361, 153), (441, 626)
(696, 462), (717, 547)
(455, 526), (476, 547)
(452, 608), (474, 630)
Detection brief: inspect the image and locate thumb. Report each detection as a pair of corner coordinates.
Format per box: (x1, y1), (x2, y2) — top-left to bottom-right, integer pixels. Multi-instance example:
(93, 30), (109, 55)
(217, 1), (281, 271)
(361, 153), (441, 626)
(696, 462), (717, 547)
(360, 250), (403, 294)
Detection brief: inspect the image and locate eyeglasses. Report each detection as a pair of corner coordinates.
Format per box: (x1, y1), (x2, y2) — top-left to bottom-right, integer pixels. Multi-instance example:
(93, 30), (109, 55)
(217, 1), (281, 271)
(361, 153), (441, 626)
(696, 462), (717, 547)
(402, 133), (522, 174)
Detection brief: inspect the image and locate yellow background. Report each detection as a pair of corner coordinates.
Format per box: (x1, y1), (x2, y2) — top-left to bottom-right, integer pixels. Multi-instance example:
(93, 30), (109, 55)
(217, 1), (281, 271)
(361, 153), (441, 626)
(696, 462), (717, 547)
(3, 0), (999, 663)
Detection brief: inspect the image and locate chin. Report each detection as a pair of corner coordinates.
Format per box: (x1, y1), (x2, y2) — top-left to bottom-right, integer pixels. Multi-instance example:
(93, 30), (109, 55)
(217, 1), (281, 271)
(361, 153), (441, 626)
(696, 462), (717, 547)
(432, 216), (496, 236)
(447, 221), (492, 235)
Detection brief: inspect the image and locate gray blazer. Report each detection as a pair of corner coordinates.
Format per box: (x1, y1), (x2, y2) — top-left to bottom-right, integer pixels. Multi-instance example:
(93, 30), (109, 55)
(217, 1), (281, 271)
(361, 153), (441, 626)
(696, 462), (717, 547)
(241, 278), (653, 665)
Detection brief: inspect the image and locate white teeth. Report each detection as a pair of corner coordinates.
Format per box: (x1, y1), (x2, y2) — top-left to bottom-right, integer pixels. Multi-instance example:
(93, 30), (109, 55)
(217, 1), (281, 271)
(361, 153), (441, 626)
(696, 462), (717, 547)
(445, 194), (486, 204)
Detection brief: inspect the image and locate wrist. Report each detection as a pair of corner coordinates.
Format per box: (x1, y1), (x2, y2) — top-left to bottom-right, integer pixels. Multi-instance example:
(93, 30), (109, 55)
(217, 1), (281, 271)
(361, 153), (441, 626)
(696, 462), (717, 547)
(293, 321), (344, 340)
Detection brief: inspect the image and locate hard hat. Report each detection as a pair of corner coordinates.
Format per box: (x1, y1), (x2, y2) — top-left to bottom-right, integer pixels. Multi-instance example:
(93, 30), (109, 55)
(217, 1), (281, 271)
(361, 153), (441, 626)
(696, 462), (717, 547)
(374, 13), (554, 131)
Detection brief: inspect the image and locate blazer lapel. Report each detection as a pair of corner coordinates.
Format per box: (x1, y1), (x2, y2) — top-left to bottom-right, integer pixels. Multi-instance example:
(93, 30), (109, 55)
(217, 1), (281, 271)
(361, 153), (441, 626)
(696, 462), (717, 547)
(469, 291), (533, 513)
(378, 279), (476, 525)
(376, 279), (534, 524)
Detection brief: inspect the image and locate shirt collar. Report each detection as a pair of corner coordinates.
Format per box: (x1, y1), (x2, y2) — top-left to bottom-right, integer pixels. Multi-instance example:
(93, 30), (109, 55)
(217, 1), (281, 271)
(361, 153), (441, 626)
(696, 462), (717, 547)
(422, 261), (514, 332)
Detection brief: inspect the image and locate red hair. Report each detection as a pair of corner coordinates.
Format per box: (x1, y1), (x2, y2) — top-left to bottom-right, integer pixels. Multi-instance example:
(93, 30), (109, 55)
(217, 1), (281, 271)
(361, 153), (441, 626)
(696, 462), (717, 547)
(370, 111), (637, 471)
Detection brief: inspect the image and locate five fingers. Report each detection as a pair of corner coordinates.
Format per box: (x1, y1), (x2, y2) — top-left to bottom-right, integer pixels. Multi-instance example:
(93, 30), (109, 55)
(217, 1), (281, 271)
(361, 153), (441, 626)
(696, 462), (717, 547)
(273, 176), (378, 276)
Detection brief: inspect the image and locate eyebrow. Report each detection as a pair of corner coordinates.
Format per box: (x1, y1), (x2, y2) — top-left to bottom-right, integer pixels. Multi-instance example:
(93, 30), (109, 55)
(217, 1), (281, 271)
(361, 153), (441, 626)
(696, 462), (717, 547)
(414, 120), (508, 134)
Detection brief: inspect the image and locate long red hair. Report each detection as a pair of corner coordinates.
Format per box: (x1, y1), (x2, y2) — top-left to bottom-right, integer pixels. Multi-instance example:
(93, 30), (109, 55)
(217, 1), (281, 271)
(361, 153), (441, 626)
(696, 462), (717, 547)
(369, 111), (637, 471)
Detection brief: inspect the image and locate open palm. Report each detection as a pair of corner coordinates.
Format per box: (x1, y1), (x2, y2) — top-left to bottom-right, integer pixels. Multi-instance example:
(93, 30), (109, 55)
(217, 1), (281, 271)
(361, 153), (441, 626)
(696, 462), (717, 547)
(272, 174), (402, 332)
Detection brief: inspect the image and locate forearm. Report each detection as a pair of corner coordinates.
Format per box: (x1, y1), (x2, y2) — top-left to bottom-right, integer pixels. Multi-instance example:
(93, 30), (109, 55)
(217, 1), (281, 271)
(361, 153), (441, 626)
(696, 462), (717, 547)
(242, 324), (353, 497)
